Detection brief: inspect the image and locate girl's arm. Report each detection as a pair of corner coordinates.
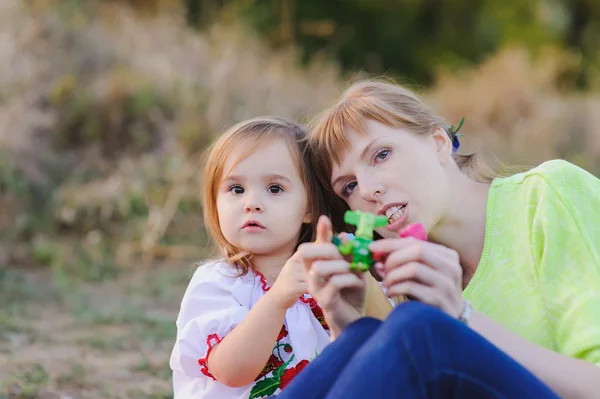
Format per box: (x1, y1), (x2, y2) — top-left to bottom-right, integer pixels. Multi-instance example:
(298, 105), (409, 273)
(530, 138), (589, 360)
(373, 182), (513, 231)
(208, 290), (287, 387)
(208, 252), (307, 387)
(470, 312), (600, 398)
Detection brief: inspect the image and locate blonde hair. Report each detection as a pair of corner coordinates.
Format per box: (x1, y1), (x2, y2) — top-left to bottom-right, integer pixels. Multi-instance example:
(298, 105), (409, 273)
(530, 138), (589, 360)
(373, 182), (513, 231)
(202, 116), (326, 275)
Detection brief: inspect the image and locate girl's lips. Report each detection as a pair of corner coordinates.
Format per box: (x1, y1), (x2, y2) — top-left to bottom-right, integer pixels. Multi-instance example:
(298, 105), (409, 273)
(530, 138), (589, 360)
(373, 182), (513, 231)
(242, 226), (266, 232)
(242, 220), (266, 231)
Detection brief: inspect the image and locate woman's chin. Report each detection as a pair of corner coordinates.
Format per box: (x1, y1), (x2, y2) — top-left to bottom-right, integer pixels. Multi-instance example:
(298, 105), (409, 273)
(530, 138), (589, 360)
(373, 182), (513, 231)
(375, 228), (398, 239)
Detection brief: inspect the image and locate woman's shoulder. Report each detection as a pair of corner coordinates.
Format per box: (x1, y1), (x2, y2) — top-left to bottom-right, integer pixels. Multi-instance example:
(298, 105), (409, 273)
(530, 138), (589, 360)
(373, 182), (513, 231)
(496, 159), (599, 196)
(523, 159), (596, 184)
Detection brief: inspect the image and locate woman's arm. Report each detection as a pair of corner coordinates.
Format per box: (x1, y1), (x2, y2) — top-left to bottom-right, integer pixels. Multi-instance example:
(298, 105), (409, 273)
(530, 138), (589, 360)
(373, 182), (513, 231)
(470, 311), (600, 399)
(370, 237), (600, 399)
(364, 274), (394, 320)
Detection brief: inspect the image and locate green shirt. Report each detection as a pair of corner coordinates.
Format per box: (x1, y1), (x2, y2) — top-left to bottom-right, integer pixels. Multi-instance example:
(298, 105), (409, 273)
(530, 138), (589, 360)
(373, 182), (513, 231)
(463, 160), (600, 366)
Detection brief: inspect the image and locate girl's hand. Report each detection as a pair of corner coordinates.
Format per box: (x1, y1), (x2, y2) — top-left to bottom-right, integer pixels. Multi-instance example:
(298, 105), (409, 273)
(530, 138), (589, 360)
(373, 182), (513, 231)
(269, 251), (307, 309)
(370, 237), (465, 318)
(298, 216), (367, 339)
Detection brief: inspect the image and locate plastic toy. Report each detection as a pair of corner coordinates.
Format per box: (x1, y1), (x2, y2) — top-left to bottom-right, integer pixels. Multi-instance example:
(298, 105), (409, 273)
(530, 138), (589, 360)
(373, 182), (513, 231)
(399, 223), (428, 241)
(332, 210), (388, 271)
(333, 210), (429, 271)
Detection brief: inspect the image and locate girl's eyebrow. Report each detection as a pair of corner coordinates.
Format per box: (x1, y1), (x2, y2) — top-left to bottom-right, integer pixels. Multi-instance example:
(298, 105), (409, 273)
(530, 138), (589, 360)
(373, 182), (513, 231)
(222, 175), (244, 182)
(263, 174), (292, 183)
(223, 174), (292, 184)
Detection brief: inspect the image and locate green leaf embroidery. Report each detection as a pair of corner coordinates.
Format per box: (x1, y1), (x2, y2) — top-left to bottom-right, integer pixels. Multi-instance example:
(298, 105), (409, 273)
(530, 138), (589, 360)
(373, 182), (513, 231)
(249, 376), (280, 399)
(310, 348), (318, 361)
(274, 354), (294, 379)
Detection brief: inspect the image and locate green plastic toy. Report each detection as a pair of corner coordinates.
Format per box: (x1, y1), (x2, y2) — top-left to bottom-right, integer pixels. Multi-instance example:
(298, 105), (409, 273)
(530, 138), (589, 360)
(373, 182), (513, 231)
(332, 210), (388, 271)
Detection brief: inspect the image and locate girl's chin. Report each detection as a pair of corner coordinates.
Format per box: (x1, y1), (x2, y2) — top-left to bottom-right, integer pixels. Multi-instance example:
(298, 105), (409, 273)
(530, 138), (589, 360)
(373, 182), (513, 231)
(243, 245), (292, 257)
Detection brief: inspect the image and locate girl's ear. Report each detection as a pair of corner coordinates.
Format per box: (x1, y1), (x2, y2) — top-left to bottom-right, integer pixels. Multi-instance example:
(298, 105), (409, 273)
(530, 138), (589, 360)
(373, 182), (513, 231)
(431, 127), (453, 163)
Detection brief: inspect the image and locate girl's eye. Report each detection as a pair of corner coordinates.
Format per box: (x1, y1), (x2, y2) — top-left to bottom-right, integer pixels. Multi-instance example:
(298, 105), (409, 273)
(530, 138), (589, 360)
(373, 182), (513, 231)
(374, 148), (390, 164)
(341, 181), (357, 197)
(267, 185), (284, 194)
(229, 185), (244, 194)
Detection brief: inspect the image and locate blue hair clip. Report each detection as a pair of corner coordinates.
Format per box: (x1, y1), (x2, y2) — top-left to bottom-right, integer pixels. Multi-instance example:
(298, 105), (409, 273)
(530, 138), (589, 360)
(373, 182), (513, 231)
(448, 117), (465, 152)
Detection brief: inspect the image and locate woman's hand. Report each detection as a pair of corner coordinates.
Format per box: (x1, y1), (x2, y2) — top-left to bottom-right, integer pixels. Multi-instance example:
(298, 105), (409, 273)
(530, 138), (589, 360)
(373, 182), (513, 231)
(298, 216), (367, 339)
(370, 237), (465, 318)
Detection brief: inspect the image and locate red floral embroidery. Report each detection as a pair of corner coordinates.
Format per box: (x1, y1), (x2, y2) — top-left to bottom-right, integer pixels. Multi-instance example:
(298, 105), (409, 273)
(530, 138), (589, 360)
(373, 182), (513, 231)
(255, 270), (271, 292)
(299, 296), (329, 331)
(310, 305), (329, 331)
(279, 359), (310, 389)
(277, 325), (289, 341)
(197, 334), (223, 380)
(255, 353), (284, 380)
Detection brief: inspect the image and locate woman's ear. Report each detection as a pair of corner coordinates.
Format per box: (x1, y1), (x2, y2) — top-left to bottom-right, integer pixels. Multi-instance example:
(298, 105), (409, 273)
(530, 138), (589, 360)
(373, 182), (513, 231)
(303, 211), (312, 224)
(431, 127), (453, 163)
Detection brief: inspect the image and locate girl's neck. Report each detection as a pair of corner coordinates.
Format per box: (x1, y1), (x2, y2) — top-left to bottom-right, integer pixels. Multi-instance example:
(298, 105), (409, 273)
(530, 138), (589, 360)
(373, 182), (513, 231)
(429, 172), (491, 289)
(251, 247), (295, 285)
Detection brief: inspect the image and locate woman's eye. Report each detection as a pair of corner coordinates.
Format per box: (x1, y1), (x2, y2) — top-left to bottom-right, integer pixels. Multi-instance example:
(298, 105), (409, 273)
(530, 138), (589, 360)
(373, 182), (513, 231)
(374, 148), (390, 163)
(341, 181), (357, 197)
(229, 185), (244, 194)
(268, 185), (284, 194)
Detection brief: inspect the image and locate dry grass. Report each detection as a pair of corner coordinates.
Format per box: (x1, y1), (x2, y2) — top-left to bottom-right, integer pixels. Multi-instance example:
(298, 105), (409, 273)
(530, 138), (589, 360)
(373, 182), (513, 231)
(1, 0), (600, 397)
(427, 46), (600, 174)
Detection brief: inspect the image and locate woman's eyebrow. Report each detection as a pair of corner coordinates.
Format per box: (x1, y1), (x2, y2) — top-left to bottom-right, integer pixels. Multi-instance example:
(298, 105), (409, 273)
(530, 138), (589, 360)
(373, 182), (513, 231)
(331, 174), (351, 189)
(331, 137), (383, 188)
(359, 137), (383, 162)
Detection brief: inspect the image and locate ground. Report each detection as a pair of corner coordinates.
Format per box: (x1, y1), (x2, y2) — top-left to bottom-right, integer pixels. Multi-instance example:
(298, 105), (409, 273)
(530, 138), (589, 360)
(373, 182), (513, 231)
(0, 263), (193, 399)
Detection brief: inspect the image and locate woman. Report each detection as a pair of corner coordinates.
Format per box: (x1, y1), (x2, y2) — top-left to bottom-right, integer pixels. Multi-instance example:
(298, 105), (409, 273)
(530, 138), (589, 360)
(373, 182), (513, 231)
(279, 80), (600, 398)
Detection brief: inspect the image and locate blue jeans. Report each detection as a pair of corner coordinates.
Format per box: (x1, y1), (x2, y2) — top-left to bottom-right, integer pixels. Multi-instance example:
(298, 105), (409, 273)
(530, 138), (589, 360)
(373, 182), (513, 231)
(278, 302), (560, 398)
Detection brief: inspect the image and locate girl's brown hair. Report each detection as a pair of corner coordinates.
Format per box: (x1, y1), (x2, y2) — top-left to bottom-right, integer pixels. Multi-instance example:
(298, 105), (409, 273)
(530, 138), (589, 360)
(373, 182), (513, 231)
(202, 116), (326, 275)
(308, 78), (500, 233)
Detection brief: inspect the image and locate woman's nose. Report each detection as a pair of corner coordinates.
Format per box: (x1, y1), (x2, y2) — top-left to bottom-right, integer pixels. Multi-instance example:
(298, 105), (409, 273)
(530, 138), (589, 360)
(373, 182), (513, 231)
(358, 176), (384, 202)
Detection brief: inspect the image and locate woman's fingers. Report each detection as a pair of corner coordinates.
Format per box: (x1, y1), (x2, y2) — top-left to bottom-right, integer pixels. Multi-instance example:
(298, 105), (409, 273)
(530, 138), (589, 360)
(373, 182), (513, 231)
(309, 260), (351, 281)
(371, 238), (461, 282)
(317, 273), (365, 308)
(382, 261), (457, 298)
(385, 281), (440, 306)
(382, 261), (435, 287)
(298, 243), (343, 265)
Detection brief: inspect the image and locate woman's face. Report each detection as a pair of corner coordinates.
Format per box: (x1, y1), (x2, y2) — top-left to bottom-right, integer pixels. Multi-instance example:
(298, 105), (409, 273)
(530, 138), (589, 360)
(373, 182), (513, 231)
(329, 120), (453, 238)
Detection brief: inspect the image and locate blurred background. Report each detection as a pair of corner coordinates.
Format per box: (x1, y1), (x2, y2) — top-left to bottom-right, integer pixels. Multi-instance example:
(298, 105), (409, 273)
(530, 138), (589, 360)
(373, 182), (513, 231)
(1, 0), (599, 397)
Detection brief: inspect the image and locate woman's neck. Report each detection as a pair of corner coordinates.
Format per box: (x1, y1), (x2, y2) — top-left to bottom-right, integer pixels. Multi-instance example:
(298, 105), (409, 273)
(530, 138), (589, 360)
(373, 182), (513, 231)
(429, 173), (491, 289)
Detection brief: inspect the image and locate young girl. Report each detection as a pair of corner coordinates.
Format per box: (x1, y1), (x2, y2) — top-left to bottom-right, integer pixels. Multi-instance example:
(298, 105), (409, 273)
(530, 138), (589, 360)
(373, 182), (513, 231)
(169, 116), (391, 398)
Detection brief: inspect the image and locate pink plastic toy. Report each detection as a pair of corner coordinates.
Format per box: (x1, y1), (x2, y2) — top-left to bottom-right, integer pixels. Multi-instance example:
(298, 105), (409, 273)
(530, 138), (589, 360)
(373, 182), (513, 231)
(372, 223), (428, 262)
(399, 223), (428, 241)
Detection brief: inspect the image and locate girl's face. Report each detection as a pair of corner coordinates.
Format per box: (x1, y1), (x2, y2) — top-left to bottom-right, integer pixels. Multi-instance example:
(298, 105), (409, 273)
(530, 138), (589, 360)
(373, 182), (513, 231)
(216, 138), (311, 257)
(330, 120), (453, 238)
